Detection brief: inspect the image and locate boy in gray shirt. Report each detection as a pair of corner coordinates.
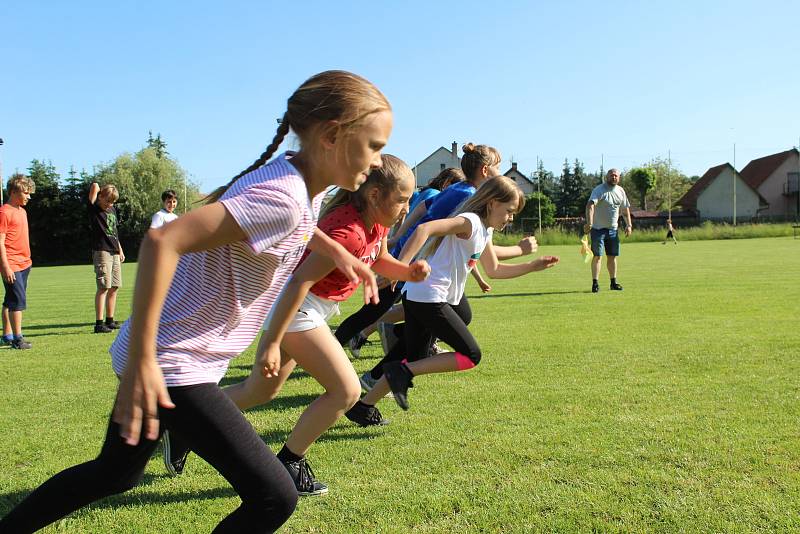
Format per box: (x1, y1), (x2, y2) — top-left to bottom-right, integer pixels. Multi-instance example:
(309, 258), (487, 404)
(583, 169), (632, 292)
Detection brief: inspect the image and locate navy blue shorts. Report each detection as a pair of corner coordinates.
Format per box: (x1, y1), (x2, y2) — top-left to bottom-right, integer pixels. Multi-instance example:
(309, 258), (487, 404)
(3, 266), (31, 311)
(590, 228), (620, 257)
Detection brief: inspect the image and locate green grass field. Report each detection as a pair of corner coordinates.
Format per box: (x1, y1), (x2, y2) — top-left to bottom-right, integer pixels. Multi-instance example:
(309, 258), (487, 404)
(1, 237), (799, 533)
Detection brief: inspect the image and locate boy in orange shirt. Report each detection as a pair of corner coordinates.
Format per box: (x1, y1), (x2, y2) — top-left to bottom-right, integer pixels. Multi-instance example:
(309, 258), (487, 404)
(0, 174), (35, 349)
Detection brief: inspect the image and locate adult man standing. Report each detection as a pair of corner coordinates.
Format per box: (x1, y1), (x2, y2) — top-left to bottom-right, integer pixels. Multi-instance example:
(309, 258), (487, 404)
(584, 168), (632, 293)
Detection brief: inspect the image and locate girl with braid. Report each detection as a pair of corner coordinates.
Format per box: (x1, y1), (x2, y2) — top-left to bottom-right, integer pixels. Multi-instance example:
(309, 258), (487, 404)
(0, 70), (392, 534)
(347, 177), (559, 422)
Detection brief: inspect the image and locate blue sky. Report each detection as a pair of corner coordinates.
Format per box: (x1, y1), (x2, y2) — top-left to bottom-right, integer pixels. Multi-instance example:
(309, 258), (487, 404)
(2, 0), (798, 191)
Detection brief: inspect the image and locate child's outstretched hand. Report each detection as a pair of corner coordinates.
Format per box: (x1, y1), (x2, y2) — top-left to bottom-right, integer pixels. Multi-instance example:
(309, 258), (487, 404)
(408, 260), (431, 282)
(530, 255), (560, 271)
(477, 278), (492, 293)
(258, 342), (282, 379)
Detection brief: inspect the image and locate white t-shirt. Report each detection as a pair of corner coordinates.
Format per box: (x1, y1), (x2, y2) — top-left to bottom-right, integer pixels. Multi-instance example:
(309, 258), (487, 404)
(150, 209), (179, 229)
(588, 183), (630, 230)
(111, 152), (323, 386)
(404, 212), (492, 305)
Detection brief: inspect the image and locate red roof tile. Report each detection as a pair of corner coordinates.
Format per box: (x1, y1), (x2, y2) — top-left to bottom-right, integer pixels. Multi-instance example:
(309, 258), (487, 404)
(739, 148), (799, 189)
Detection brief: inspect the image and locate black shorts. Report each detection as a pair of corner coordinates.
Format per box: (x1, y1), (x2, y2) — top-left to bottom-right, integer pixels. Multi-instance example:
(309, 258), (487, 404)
(3, 266), (31, 311)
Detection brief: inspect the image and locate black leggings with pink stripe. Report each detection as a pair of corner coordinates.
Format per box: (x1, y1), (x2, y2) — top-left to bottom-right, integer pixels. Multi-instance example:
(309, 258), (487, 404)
(370, 294), (480, 378)
(0, 383), (297, 534)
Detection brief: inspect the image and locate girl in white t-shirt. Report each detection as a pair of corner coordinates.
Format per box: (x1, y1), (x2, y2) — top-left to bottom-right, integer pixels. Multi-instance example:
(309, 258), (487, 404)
(350, 176), (560, 417)
(0, 70), (392, 534)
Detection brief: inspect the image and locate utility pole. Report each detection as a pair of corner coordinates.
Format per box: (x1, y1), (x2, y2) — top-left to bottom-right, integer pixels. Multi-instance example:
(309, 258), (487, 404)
(0, 137), (4, 205)
(667, 149), (672, 220)
(536, 156), (542, 236)
(733, 143), (737, 227)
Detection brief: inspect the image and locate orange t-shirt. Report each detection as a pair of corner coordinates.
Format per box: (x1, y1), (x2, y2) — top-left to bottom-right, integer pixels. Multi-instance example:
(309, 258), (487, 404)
(0, 204), (32, 272)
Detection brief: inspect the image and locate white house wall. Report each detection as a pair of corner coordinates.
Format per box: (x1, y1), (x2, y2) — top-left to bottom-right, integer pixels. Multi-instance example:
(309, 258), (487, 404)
(756, 153), (799, 217)
(697, 168), (760, 219)
(414, 148), (460, 187)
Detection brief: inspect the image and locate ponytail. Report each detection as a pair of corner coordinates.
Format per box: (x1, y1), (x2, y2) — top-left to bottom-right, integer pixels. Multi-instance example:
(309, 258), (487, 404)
(204, 113), (291, 204)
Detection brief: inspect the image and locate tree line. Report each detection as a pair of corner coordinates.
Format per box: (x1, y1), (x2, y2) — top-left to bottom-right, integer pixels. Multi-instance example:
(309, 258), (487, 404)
(15, 134), (203, 265)
(514, 156), (695, 231)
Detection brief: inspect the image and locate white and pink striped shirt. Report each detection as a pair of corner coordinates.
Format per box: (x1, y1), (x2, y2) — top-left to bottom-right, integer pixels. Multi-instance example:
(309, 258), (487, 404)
(110, 152), (323, 386)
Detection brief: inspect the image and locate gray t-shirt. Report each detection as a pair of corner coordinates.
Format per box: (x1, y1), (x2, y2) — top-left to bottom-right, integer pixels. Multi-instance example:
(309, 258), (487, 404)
(589, 183), (630, 230)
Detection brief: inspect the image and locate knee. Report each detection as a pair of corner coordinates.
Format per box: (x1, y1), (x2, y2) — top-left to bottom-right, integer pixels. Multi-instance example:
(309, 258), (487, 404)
(455, 349), (481, 370)
(101, 470), (143, 495)
(269, 489), (298, 527)
(337, 378), (363, 410)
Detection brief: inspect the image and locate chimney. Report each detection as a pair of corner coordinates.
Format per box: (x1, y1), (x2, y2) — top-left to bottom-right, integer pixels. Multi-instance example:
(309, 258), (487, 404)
(511, 162), (518, 172)
(452, 141), (458, 157)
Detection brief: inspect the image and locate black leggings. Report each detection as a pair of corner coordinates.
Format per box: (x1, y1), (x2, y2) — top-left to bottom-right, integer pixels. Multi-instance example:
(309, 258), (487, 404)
(334, 284), (403, 344)
(370, 294), (479, 378)
(0, 383), (297, 534)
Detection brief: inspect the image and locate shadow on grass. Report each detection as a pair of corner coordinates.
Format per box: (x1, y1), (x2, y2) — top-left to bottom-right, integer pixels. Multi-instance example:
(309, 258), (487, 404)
(244, 393), (321, 414)
(258, 426), (386, 447)
(23, 322), (94, 331)
(0, 474), (234, 518)
(218, 370), (313, 388)
(471, 290), (588, 299)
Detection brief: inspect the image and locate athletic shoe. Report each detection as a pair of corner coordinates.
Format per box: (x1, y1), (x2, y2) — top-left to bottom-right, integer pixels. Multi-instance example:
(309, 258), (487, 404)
(347, 332), (368, 358)
(359, 371), (378, 391)
(345, 401), (390, 427)
(94, 323), (113, 334)
(105, 321), (121, 330)
(282, 457), (328, 496)
(383, 361), (413, 411)
(162, 430), (190, 476)
(610, 282), (623, 291)
(11, 337), (32, 350)
(0, 337), (12, 347)
(591, 282), (599, 293)
(429, 341), (445, 357)
(378, 322), (399, 355)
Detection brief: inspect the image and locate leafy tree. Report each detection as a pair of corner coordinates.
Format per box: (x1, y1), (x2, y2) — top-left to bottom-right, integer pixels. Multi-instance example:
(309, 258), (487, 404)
(517, 191), (556, 232)
(92, 143), (200, 258)
(628, 167), (657, 210)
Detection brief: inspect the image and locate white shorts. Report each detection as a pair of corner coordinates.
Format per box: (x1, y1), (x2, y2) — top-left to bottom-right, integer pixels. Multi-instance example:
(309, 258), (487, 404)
(263, 291), (340, 334)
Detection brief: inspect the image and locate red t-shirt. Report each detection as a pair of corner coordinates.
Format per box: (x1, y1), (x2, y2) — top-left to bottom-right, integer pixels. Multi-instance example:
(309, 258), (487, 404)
(0, 204), (32, 272)
(305, 204), (388, 302)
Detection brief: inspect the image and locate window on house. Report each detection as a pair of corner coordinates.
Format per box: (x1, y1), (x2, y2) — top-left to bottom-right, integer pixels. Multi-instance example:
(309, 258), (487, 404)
(788, 172), (799, 194)
(440, 163), (446, 170)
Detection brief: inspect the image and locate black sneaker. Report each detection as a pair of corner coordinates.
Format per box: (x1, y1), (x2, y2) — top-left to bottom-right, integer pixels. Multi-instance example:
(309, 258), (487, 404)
(94, 323), (113, 333)
(383, 361), (413, 411)
(282, 458), (328, 496)
(345, 401), (390, 427)
(11, 337), (32, 350)
(610, 282), (623, 291)
(162, 430), (190, 476)
(591, 283), (599, 293)
(105, 321), (121, 330)
(347, 333), (368, 358)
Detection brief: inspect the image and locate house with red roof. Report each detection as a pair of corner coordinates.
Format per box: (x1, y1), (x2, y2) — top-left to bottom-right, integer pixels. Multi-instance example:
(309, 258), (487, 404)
(676, 163), (768, 220)
(739, 148), (800, 218)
